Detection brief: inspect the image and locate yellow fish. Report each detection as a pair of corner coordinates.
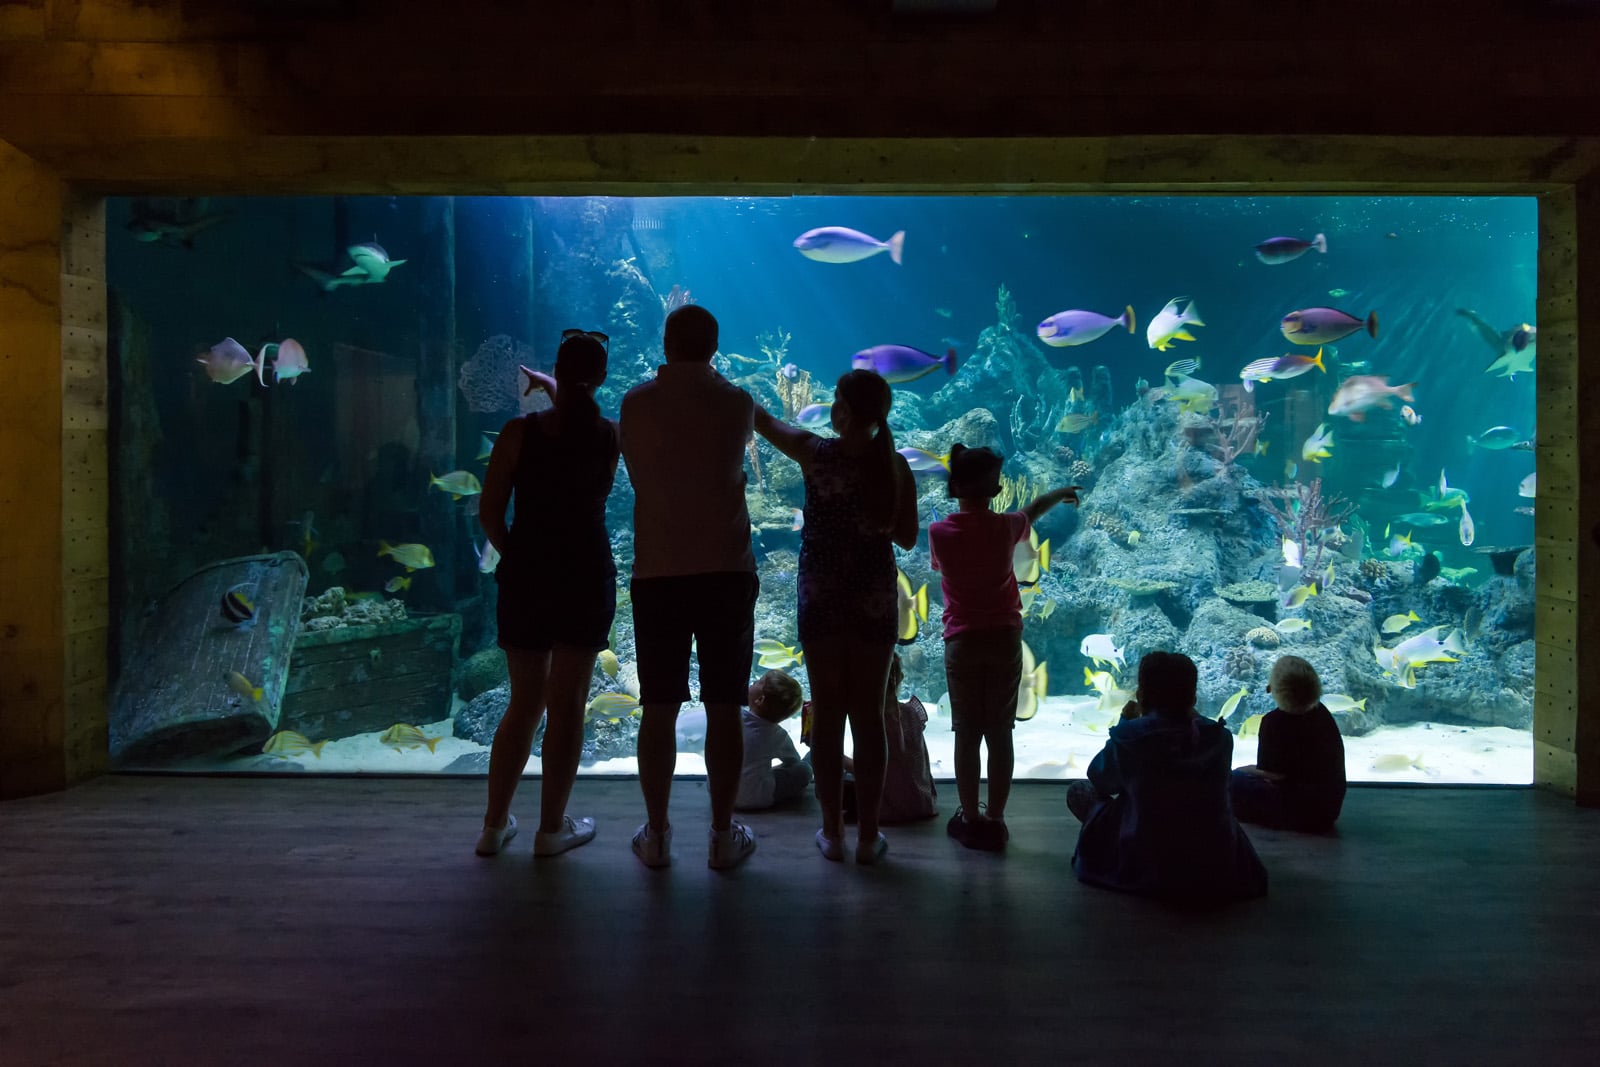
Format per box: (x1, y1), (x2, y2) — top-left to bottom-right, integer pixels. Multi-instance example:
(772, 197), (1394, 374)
(429, 470), (483, 500)
(754, 638), (803, 669)
(1219, 686), (1249, 720)
(1237, 713), (1266, 738)
(1126, 530), (1141, 547)
(586, 692), (642, 721)
(1012, 529), (1051, 586)
(1382, 610), (1421, 635)
(1016, 641), (1048, 721)
(477, 432), (498, 461)
(1371, 753), (1424, 772)
(262, 730), (327, 759)
(224, 670), (263, 703)
(1254, 439), (1269, 456)
(380, 723), (443, 752)
(378, 540), (436, 572)
(1275, 618), (1312, 633)
(1039, 598), (1057, 620)
(1321, 694), (1368, 713)
(385, 576), (412, 593)
(1055, 411), (1099, 434)
(598, 649), (620, 678)
(897, 569), (929, 643)
(1147, 296), (1205, 352)
(1283, 582), (1318, 609)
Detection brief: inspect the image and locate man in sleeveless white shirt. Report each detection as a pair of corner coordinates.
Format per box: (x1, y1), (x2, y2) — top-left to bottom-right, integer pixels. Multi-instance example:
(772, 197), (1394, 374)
(620, 305), (760, 870)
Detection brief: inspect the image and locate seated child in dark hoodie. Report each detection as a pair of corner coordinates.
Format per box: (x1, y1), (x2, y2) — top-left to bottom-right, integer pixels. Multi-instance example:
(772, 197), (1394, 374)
(1067, 651), (1267, 902)
(1229, 655), (1346, 833)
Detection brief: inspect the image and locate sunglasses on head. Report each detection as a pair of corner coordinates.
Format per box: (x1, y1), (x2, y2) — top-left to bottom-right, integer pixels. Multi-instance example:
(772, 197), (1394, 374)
(562, 328), (610, 350)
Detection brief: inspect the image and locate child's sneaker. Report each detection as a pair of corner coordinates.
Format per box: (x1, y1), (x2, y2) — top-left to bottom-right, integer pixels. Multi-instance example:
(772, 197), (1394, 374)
(632, 822), (672, 868)
(816, 828), (844, 862)
(946, 808), (989, 851)
(533, 815), (596, 857)
(708, 821), (756, 870)
(475, 813), (518, 857)
(978, 818), (1009, 853)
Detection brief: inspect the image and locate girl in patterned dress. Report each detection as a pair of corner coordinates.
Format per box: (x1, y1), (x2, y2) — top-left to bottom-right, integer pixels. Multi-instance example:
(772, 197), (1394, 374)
(755, 370), (918, 864)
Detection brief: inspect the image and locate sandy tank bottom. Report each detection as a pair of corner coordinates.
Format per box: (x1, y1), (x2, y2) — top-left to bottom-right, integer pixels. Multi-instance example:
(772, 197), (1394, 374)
(221, 696), (1531, 785)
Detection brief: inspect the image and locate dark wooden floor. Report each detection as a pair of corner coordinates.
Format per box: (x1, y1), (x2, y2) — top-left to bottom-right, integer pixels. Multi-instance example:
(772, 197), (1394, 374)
(2, 779), (1597, 1066)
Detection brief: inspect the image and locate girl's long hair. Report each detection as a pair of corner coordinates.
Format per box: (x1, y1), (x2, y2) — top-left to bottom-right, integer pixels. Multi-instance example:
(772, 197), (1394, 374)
(834, 369), (899, 533)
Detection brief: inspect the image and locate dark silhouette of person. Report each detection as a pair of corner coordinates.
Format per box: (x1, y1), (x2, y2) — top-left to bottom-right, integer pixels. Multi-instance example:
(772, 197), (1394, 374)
(621, 305), (760, 870)
(475, 330), (617, 858)
(756, 369), (918, 864)
(1068, 651), (1268, 902)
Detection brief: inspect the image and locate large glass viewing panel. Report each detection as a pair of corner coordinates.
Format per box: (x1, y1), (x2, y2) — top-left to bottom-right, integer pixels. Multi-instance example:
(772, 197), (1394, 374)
(106, 194), (1537, 783)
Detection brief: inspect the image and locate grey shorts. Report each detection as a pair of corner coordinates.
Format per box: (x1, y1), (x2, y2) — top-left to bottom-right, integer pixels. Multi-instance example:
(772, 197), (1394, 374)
(944, 628), (1024, 737)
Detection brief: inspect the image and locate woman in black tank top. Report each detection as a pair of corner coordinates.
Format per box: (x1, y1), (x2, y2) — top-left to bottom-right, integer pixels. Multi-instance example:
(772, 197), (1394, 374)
(475, 331), (620, 859)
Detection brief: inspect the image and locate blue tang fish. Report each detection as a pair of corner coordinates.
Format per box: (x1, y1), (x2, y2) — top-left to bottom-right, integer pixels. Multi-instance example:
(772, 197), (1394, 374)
(852, 345), (956, 385)
(795, 403), (832, 429)
(1036, 306), (1136, 347)
(793, 227), (904, 265)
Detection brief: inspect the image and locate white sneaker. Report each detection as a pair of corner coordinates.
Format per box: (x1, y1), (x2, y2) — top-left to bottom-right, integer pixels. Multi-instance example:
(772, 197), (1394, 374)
(709, 821), (757, 870)
(816, 828), (844, 863)
(475, 813), (518, 856)
(533, 815), (596, 857)
(633, 822), (672, 868)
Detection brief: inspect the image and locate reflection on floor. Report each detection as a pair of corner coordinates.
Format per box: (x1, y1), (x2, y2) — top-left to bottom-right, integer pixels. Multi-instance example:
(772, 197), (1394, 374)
(2, 778), (1595, 1064)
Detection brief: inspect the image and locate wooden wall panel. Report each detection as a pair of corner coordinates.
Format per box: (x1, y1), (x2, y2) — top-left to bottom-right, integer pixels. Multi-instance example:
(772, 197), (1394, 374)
(0, 137), (65, 799)
(58, 191), (108, 783)
(1573, 179), (1600, 806)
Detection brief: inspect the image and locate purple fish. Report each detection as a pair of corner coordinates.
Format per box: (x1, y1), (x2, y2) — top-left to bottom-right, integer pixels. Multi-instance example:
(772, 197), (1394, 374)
(794, 227), (905, 265)
(1036, 305), (1136, 348)
(1281, 306), (1379, 346)
(851, 345), (956, 385)
(1255, 233), (1327, 265)
(198, 337), (257, 385)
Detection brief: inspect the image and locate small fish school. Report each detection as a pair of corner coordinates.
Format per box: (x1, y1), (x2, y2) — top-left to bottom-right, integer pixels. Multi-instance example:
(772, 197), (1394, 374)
(2, 3), (1599, 1061)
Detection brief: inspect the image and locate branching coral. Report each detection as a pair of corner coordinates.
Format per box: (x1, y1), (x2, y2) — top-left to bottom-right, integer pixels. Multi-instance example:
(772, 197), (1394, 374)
(756, 328), (791, 366)
(1203, 396), (1266, 469)
(1251, 477), (1355, 581)
(747, 439), (765, 490)
(995, 284), (1018, 332)
(662, 284), (693, 312)
(991, 473), (1038, 512)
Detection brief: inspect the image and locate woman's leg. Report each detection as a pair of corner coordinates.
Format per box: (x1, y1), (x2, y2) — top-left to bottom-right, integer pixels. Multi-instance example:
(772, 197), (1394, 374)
(538, 646), (599, 833)
(484, 647), (551, 830)
(845, 641), (894, 851)
(804, 640), (850, 843)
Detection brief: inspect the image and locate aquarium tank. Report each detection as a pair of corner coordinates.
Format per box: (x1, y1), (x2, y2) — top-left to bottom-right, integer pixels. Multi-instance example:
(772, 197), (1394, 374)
(104, 194), (1538, 784)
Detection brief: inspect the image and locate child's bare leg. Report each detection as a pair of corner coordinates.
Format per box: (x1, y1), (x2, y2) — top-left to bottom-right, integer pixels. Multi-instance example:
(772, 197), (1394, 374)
(984, 723), (1014, 821)
(953, 729), (984, 817)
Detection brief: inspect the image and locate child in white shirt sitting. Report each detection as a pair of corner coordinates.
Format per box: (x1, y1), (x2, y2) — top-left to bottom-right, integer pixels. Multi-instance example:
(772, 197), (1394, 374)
(735, 670), (811, 810)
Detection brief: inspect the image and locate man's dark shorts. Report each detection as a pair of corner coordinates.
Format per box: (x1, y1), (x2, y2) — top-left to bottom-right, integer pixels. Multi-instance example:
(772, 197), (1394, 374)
(631, 571), (759, 706)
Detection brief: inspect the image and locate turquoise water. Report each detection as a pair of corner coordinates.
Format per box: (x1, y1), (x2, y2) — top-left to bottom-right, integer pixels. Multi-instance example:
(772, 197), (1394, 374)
(105, 194), (1537, 782)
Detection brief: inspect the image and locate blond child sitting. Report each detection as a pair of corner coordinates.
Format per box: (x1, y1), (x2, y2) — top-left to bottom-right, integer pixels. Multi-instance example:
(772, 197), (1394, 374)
(735, 670), (812, 811)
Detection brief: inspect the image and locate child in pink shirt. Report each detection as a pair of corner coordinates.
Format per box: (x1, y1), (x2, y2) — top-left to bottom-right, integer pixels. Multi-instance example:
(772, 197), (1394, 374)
(929, 445), (1079, 851)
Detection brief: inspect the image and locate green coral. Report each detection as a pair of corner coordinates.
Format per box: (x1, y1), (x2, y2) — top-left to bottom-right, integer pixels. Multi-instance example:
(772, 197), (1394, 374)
(1216, 580), (1278, 604)
(1106, 577), (1178, 596)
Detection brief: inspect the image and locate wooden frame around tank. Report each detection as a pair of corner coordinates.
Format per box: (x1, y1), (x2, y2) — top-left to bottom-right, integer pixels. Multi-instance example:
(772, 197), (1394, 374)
(2, 134), (1594, 799)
